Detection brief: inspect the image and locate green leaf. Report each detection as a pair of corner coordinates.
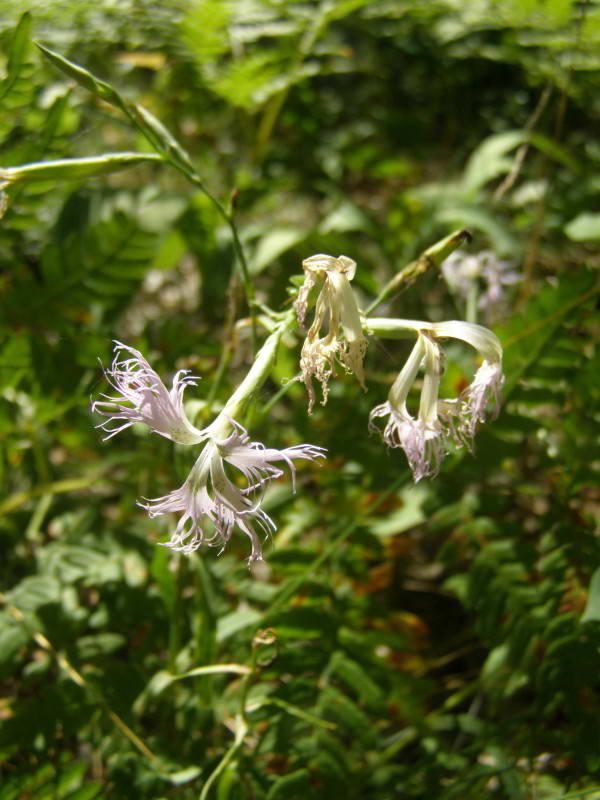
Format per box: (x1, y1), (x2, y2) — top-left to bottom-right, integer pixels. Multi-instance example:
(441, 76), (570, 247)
(265, 606), (337, 640)
(251, 227), (307, 275)
(6, 575), (61, 611)
(0, 13), (35, 113)
(75, 634), (126, 660)
(0, 613), (29, 671)
(582, 568), (600, 623)
(266, 769), (311, 800)
(62, 785), (103, 800)
(216, 608), (262, 642)
(564, 212), (600, 241)
(1, 153), (162, 185)
(328, 651), (385, 709)
(317, 686), (376, 746)
(498, 271), (598, 396)
(462, 130), (526, 196)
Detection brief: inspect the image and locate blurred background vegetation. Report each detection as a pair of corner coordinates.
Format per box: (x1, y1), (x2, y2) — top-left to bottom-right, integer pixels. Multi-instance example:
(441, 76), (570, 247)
(0, 0), (599, 797)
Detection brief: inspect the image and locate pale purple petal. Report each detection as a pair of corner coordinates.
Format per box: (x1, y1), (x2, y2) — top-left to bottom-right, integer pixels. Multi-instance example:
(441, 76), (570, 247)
(141, 424), (326, 564)
(92, 341), (207, 445)
(369, 402), (449, 482)
(456, 360), (504, 445)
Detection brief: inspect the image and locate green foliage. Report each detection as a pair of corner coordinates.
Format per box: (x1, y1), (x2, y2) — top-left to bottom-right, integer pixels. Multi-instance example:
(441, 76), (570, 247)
(0, 3), (599, 799)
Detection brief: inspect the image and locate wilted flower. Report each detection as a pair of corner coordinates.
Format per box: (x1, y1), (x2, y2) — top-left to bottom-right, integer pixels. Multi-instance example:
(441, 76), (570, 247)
(295, 254), (367, 413)
(92, 341), (207, 445)
(441, 249), (521, 320)
(141, 421), (326, 563)
(369, 320), (504, 481)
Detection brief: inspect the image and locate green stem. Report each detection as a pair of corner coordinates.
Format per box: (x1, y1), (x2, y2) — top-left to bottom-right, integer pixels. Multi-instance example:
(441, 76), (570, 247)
(168, 555), (187, 672)
(465, 284), (479, 324)
(123, 106), (257, 354)
(193, 557), (218, 706)
(254, 377), (297, 422)
(365, 229), (472, 315)
(210, 311), (296, 437)
(198, 644), (259, 800)
(182, 176), (257, 356)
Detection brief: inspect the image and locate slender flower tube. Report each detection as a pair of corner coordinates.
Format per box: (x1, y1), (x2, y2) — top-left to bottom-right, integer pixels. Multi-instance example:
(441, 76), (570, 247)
(141, 422), (325, 563)
(369, 333), (449, 481)
(368, 319), (504, 480)
(92, 341), (207, 445)
(295, 254), (367, 413)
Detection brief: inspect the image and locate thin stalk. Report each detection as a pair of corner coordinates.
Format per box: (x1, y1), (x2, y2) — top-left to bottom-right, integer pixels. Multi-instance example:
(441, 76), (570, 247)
(184, 176), (257, 355)
(193, 556), (218, 707)
(116, 105), (258, 354)
(0, 474), (106, 515)
(465, 283), (479, 324)
(254, 377), (297, 422)
(365, 229), (472, 315)
(198, 644), (259, 800)
(167, 554), (187, 672)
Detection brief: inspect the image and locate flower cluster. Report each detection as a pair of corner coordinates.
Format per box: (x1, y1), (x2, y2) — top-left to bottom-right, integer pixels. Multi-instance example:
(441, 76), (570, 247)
(369, 321), (504, 481)
(94, 343), (325, 563)
(295, 254), (367, 413)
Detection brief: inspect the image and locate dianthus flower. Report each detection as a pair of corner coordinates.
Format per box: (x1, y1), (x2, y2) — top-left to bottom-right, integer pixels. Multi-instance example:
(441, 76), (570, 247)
(441, 249), (521, 321)
(142, 421), (325, 563)
(93, 341), (325, 562)
(369, 320), (504, 481)
(92, 341), (207, 445)
(295, 254), (367, 413)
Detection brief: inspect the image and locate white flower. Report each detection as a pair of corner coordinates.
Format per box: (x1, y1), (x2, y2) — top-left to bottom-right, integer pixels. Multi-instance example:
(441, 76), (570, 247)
(92, 341), (207, 445)
(141, 421), (326, 563)
(295, 254), (367, 413)
(370, 321), (504, 480)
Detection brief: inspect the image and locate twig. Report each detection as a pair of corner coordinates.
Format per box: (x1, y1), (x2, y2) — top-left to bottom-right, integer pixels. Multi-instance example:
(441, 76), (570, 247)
(493, 84), (552, 202)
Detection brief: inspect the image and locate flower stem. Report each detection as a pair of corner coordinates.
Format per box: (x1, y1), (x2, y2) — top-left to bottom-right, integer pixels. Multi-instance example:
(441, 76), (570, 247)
(198, 642), (259, 800)
(211, 311), (296, 435)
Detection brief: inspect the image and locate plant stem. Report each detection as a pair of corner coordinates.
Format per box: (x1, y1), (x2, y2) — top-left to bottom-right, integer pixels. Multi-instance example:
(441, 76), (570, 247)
(198, 642), (260, 800)
(365, 229), (472, 315)
(466, 283), (479, 324)
(210, 311), (296, 436)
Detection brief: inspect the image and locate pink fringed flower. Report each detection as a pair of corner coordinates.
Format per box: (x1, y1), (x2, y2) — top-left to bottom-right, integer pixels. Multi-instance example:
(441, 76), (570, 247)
(93, 343), (326, 563)
(93, 341), (207, 445)
(141, 422), (326, 563)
